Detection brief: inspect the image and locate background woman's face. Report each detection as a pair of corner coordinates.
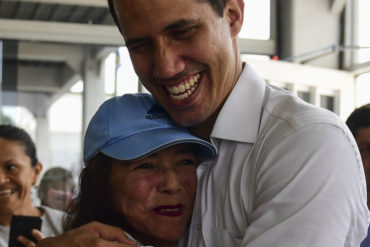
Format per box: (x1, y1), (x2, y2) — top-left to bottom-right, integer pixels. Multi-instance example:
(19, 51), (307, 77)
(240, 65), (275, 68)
(0, 138), (41, 217)
(109, 144), (198, 246)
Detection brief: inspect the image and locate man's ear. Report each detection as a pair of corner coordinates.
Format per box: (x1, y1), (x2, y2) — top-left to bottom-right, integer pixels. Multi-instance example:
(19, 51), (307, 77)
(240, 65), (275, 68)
(32, 162), (43, 186)
(225, 0), (244, 37)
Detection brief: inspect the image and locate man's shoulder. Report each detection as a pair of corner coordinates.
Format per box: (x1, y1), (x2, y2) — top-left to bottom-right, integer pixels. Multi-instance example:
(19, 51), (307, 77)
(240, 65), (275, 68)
(262, 84), (343, 132)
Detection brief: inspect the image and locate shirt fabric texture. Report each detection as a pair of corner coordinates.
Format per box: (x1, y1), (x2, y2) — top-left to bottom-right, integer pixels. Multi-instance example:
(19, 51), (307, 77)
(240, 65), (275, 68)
(0, 205), (64, 247)
(180, 64), (369, 247)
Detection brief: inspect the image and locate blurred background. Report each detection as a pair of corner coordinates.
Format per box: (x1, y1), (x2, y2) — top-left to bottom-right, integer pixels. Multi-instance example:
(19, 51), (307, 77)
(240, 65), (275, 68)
(0, 0), (369, 178)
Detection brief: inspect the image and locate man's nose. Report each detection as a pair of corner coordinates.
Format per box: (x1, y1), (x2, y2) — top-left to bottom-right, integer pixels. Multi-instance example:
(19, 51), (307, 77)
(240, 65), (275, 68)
(152, 40), (185, 79)
(158, 168), (182, 194)
(0, 170), (9, 184)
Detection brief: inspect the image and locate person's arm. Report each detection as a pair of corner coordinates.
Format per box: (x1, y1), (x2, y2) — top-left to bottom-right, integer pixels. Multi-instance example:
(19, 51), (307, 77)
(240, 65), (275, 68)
(36, 222), (139, 247)
(242, 123), (369, 246)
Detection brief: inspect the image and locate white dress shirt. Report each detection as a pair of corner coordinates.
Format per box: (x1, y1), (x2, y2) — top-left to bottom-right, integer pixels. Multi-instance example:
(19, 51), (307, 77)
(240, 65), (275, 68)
(183, 64), (369, 247)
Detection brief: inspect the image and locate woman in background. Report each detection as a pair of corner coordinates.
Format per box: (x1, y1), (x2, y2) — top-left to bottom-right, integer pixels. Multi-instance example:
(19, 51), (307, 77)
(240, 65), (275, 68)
(0, 125), (64, 247)
(38, 167), (75, 212)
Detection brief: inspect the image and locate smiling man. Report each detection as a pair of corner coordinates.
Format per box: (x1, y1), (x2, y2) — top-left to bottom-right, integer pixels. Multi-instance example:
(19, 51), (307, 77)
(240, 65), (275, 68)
(109, 0), (244, 141)
(37, 0), (369, 246)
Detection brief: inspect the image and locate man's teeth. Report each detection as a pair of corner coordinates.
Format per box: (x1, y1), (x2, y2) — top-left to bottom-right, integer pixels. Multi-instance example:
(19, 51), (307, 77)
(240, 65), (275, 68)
(166, 73), (200, 101)
(0, 189), (13, 196)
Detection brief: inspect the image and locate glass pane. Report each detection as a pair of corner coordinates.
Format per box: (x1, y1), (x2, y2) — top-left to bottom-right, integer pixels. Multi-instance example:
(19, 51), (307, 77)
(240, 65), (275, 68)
(320, 95), (335, 112)
(298, 91), (311, 103)
(356, 72), (370, 107)
(239, 0), (270, 40)
(48, 94), (82, 170)
(116, 47), (139, 95)
(358, 0), (370, 63)
(70, 80), (83, 93)
(104, 52), (116, 95)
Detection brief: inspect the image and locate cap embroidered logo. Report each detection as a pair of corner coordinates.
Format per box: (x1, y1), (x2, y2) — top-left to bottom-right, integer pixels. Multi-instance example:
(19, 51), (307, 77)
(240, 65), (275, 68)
(146, 104), (169, 120)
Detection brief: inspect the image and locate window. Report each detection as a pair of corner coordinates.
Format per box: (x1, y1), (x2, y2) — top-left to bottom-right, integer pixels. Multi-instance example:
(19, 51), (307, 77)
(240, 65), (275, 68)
(240, 0), (270, 40)
(320, 95), (335, 112)
(298, 91), (312, 103)
(238, 0), (275, 56)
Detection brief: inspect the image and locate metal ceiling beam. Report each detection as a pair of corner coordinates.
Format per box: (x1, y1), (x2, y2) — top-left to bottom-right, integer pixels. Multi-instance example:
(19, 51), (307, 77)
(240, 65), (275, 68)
(349, 61), (370, 76)
(3, 0), (107, 7)
(18, 42), (84, 62)
(1, 19), (276, 55)
(0, 19), (123, 46)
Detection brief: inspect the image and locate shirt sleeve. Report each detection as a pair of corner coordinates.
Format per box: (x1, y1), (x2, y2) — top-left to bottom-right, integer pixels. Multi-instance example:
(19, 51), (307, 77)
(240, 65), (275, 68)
(242, 123), (369, 247)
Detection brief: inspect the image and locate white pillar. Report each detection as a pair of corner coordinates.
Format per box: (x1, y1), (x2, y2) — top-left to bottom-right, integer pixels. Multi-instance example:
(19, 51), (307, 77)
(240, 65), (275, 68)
(82, 47), (106, 136)
(35, 113), (51, 170)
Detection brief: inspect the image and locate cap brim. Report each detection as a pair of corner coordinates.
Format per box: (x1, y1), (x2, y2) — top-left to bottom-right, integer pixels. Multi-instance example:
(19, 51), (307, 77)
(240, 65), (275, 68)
(99, 127), (216, 161)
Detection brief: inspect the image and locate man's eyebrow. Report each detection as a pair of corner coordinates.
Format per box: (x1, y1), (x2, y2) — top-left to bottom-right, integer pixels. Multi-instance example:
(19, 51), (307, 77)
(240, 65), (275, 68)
(163, 19), (198, 31)
(125, 37), (147, 48)
(125, 19), (199, 47)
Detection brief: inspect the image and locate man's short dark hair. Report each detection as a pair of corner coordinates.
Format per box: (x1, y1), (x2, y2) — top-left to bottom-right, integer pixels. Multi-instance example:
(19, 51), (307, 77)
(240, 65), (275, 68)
(107, 0), (227, 34)
(346, 104), (370, 138)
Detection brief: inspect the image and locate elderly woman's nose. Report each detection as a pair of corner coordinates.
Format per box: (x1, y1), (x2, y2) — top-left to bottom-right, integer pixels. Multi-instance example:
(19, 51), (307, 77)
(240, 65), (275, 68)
(158, 168), (182, 194)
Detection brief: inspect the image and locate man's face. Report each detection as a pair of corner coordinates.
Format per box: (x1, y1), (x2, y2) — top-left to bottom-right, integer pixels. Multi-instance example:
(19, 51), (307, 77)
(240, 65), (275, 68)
(113, 0), (243, 129)
(109, 144), (198, 246)
(356, 127), (370, 187)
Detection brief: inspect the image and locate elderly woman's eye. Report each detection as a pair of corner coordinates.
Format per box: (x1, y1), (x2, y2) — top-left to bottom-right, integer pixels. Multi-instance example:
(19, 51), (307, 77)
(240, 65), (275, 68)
(178, 159), (197, 167)
(134, 163), (154, 170)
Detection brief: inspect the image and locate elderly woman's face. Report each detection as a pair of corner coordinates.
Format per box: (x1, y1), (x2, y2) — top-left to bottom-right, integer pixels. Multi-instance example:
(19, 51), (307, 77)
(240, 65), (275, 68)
(110, 143), (198, 246)
(0, 138), (42, 217)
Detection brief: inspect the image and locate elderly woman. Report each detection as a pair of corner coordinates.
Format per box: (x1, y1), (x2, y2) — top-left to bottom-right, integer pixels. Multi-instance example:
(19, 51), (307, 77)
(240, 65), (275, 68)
(0, 125), (64, 246)
(38, 93), (216, 247)
(38, 167), (75, 212)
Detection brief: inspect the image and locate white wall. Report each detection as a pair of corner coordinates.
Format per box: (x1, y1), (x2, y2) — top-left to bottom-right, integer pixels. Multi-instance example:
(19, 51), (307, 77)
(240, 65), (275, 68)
(279, 0), (342, 68)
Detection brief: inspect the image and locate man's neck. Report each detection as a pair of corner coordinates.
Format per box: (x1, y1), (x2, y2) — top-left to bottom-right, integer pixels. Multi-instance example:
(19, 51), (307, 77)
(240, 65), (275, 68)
(188, 109), (220, 141)
(189, 61), (245, 141)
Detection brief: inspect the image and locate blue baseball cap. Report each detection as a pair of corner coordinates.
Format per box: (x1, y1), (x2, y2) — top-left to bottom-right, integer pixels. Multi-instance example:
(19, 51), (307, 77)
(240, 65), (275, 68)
(83, 93), (216, 164)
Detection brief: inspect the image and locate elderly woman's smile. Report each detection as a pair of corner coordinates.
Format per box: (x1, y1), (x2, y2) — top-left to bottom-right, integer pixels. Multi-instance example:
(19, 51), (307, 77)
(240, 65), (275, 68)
(153, 204), (183, 216)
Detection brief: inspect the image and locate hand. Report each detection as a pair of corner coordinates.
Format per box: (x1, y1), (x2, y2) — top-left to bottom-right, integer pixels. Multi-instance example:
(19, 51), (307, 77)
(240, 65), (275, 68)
(36, 221), (139, 247)
(17, 229), (44, 247)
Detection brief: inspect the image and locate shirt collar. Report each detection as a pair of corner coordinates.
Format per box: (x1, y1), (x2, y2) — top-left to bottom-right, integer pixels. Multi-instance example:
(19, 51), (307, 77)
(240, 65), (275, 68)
(210, 63), (266, 144)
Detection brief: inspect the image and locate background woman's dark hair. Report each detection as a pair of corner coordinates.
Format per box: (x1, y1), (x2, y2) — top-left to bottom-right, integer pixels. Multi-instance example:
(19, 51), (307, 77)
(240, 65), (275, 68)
(63, 153), (125, 231)
(346, 104), (370, 138)
(107, 0), (227, 34)
(0, 124), (38, 166)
